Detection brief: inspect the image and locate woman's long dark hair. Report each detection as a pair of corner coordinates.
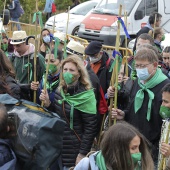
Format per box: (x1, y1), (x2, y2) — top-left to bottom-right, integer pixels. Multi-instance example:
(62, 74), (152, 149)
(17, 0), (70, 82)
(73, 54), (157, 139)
(100, 122), (154, 170)
(39, 28), (51, 51)
(0, 49), (15, 94)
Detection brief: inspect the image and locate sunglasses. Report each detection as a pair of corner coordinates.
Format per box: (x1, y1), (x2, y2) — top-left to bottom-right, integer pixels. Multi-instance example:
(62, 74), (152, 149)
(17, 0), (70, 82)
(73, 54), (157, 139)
(163, 57), (170, 60)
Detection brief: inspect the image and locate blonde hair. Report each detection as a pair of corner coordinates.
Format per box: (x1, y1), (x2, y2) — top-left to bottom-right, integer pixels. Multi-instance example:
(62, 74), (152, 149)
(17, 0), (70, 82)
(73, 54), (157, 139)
(59, 55), (92, 91)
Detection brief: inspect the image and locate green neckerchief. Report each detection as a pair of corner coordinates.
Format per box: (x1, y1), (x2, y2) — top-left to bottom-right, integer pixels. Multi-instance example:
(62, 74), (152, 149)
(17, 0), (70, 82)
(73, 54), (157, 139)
(42, 74), (59, 92)
(96, 151), (141, 170)
(23, 62), (32, 82)
(58, 88), (96, 129)
(32, 11), (43, 29)
(5, 51), (8, 57)
(134, 68), (167, 121)
(109, 55), (122, 73)
(96, 151), (107, 170)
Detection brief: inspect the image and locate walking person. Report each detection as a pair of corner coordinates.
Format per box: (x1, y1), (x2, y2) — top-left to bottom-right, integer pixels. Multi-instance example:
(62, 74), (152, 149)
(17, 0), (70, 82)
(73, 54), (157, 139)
(43, 0), (53, 21)
(8, 0), (22, 30)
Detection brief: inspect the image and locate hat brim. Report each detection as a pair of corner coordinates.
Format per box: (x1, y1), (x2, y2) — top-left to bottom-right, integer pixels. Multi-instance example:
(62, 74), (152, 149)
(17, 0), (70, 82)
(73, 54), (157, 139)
(66, 50), (73, 55)
(10, 40), (26, 45)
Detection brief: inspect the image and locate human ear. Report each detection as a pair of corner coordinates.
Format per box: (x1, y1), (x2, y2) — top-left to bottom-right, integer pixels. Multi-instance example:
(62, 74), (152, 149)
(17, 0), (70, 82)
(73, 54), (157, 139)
(153, 62), (158, 69)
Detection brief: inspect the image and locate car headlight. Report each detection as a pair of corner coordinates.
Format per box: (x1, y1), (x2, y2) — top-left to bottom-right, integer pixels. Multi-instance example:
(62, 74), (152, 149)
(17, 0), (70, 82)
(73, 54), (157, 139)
(110, 26), (118, 32)
(101, 26), (111, 31)
(79, 23), (85, 29)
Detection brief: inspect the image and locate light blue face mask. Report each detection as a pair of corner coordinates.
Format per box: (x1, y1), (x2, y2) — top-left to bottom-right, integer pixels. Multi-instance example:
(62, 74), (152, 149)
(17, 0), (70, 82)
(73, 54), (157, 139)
(43, 35), (51, 43)
(136, 68), (150, 81)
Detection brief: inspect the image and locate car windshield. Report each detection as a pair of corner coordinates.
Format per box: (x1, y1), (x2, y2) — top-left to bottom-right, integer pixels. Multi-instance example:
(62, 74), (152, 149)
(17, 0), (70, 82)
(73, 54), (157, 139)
(93, 0), (137, 15)
(70, 1), (97, 15)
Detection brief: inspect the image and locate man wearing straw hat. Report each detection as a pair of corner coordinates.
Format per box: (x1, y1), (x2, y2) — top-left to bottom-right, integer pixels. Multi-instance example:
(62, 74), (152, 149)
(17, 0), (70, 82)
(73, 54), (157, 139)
(10, 30), (45, 100)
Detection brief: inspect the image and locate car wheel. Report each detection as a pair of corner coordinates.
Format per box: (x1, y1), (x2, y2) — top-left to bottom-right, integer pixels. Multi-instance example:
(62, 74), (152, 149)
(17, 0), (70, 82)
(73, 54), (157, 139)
(1, 9), (10, 25)
(72, 26), (79, 36)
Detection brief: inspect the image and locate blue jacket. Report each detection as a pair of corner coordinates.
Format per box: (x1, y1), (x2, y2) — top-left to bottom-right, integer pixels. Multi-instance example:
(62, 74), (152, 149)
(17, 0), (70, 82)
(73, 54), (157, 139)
(74, 152), (100, 170)
(0, 139), (17, 170)
(43, 0), (54, 13)
(8, 0), (21, 18)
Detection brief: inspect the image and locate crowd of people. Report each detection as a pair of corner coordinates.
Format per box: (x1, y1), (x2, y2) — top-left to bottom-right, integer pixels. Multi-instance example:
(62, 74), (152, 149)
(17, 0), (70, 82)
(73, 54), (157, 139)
(1, 10), (170, 170)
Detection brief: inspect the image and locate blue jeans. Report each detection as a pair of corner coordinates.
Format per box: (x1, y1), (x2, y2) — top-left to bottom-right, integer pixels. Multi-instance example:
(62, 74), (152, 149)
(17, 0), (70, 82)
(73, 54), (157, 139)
(11, 18), (21, 30)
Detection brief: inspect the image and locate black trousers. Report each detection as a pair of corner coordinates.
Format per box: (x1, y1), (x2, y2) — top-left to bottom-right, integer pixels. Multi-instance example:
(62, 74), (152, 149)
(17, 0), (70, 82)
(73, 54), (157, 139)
(46, 12), (52, 21)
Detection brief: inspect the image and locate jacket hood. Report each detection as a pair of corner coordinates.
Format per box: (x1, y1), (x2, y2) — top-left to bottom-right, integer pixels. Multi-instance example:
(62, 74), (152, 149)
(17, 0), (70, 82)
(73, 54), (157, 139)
(14, 43), (35, 57)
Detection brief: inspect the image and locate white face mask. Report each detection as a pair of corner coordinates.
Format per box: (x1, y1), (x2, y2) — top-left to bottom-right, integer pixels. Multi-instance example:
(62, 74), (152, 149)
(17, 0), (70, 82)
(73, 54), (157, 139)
(89, 55), (102, 64)
(43, 35), (51, 43)
(136, 67), (151, 81)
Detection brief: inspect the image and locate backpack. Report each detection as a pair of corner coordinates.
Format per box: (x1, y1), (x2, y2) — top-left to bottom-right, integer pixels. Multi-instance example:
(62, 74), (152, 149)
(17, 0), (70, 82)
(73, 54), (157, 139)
(19, 5), (24, 16)
(51, 3), (57, 13)
(0, 94), (66, 170)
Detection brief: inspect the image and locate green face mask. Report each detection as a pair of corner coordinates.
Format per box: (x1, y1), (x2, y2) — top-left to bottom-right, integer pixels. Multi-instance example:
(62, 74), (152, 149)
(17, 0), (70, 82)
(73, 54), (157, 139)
(63, 72), (74, 85)
(1, 43), (8, 51)
(160, 105), (170, 119)
(131, 152), (142, 165)
(161, 34), (165, 41)
(45, 64), (58, 74)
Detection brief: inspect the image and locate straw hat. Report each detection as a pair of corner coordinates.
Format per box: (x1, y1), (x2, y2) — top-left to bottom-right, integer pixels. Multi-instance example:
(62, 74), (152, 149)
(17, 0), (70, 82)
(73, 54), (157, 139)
(66, 40), (85, 56)
(53, 32), (65, 43)
(10, 31), (28, 45)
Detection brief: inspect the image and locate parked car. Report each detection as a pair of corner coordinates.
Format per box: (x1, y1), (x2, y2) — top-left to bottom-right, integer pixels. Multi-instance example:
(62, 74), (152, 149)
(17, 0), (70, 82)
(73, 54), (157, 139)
(45, 0), (98, 36)
(0, 9), (10, 32)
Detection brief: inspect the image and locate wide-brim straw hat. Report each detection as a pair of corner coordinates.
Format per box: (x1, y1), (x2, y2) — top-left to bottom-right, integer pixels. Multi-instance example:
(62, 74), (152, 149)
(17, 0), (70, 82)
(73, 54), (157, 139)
(66, 40), (85, 56)
(10, 31), (28, 45)
(53, 31), (65, 43)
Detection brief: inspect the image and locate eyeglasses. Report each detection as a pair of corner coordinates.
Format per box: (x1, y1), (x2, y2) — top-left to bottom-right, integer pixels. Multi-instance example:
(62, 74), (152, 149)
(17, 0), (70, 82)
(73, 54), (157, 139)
(134, 63), (152, 69)
(163, 57), (170, 60)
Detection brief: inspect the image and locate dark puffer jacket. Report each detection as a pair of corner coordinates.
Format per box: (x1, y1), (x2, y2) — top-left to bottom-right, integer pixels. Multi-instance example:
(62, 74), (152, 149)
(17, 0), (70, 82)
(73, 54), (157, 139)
(6, 75), (21, 100)
(52, 83), (97, 167)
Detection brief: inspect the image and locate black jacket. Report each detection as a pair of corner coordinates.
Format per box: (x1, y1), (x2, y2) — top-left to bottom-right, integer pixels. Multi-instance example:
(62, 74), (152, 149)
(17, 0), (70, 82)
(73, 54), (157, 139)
(51, 83), (97, 167)
(6, 75), (20, 100)
(0, 139), (17, 170)
(93, 51), (113, 94)
(124, 78), (170, 161)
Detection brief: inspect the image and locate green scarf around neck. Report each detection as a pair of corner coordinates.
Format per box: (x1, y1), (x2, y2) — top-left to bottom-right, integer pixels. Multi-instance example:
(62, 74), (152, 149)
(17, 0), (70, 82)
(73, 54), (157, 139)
(134, 68), (167, 121)
(96, 151), (107, 170)
(58, 88), (96, 129)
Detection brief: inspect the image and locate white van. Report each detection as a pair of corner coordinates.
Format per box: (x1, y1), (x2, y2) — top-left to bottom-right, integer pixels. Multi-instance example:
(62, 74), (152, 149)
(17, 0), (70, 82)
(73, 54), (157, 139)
(78, 0), (170, 46)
